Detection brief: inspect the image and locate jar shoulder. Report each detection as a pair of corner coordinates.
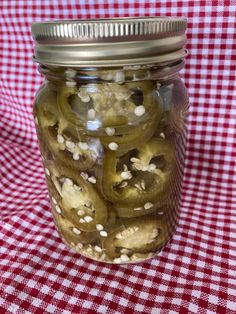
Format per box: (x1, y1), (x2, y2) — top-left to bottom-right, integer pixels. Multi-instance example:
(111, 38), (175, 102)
(33, 82), (57, 114)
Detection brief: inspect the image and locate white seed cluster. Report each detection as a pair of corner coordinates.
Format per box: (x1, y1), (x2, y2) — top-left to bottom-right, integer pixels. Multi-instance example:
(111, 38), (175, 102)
(148, 164), (157, 171)
(74, 243), (108, 261)
(80, 172), (89, 180)
(64, 178), (73, 186)
(74, 185), (82, 191)
(52, 197), (57, 205)
(72, 227), (81, 235)
(80, 172), (97, 184)
(119, 181), (128, 188)
(108, 142), (119, 151)
(77, 89), (90, 102)
(94, 245), (102, 253)
(115, 233), (123, 240)
(120, 248), (130, 255)
(73, 152), (80, 160)
(76, 243), (83, 249)
(134, 181), (146, 191)
(133, 202), (153, 212)
(84, 201), (92, 208)
(66, 140), (75, 150)
(77, 209), (85, 216)
(56, 130), (95, 162)
(130, 157), (157, 173)
(105, 127), (115, 136)
(140, 180), (146, 190)
(57, 134), (65, 144)
(147, 228), (159, 244)
(130, 157), (139, 163)
(84, 216), (93, 223)
(55, 205), (62, 214)
(123, 164), (128, 171)
(87, 176), (96, 184)
(134, 105), (146, 116)
(120, 254), (130, 262)
(96, 224), (104, 231)
(144, 202), (153, 210)
(87, 109), (96, 120)
(100, 230), (108, 237)
(121, 170), (132, 180)
(113, 254), (130, 264)
(134, 183), (141, 191)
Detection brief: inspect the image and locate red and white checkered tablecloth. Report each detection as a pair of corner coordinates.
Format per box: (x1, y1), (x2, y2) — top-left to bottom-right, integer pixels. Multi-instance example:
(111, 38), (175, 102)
(0, 1), (235, 313)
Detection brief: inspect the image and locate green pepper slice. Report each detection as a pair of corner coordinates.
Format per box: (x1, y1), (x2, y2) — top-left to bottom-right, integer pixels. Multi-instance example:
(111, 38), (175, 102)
(35, 83), (77, 137)
(102, 138), (175, 208)
(100, 108), (161, 155)
(47, 172), (101, 245)
(57, 83), (130, 128)
(36, 86), (98, 170)
(104, 216), (167, 258)
(53, 212), (99, 246)
(114, 203), (167, 218)
(98, 81), (162, 153)
(57, 81), (162, 154)
(45, 162), (108, 232)
(34, 84), (58, 129)
(57, 85), (84, 126)
(45, 125), (97, 171)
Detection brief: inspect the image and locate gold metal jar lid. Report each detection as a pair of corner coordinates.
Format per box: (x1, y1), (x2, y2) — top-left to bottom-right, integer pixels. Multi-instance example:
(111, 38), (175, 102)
(31, 17), (187, 67)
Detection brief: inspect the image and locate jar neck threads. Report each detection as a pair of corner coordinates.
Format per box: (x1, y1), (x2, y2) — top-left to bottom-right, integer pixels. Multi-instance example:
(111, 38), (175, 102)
(39, 60), (184, 84)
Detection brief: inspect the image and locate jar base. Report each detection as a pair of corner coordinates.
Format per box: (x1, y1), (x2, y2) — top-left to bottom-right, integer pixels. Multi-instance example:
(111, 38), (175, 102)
(59, 228), (176, 265)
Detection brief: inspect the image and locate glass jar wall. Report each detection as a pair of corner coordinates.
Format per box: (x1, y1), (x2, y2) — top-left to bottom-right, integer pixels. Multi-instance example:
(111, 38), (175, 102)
(33, 64), (189, 263)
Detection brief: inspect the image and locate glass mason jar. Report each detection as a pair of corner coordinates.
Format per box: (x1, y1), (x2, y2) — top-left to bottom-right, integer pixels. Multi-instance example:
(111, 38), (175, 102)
(31, 17), (189, 264)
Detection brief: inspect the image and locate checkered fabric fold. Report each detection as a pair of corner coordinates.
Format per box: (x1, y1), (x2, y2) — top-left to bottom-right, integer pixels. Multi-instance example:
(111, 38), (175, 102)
(0, 1), (235, 313)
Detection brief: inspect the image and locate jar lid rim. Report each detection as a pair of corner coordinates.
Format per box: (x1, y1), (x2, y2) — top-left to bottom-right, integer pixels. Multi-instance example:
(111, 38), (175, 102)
(31, 16), (187, 67)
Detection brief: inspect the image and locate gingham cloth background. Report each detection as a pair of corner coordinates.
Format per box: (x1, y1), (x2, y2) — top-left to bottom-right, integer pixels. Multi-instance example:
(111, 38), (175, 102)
(0, 1), (236, 313)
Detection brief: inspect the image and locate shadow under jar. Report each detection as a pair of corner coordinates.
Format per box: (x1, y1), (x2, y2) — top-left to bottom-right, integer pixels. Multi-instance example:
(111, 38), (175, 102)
(31, 17), (189, 264)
